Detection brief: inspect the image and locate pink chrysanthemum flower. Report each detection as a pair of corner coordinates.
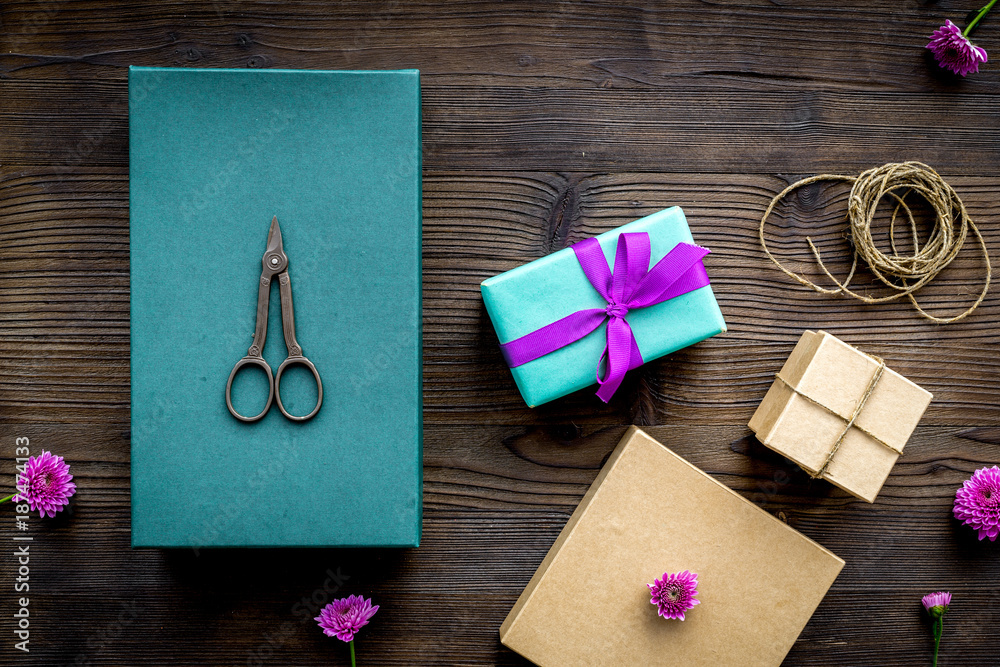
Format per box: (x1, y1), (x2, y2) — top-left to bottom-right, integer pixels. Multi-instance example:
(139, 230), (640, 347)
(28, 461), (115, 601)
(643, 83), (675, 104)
(927, 20), (988, 76)
(13, 451), (76, 518)
(315, 595), (379, 642)
(648, 570), (700, 621)
(922, 591), (952, 666)
(953, 465), (1000, 541)
(922, 591), (952, 618)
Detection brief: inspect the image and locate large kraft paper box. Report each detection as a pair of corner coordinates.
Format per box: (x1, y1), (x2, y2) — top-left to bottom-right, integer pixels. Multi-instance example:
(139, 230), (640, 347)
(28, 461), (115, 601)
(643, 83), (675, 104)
(500, 427), (844, 667)
(749, 330), (932, 503)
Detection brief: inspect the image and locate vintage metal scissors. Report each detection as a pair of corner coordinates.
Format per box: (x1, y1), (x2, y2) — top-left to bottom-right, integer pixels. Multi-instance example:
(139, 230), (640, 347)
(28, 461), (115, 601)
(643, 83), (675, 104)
(225, 216), (323, 422)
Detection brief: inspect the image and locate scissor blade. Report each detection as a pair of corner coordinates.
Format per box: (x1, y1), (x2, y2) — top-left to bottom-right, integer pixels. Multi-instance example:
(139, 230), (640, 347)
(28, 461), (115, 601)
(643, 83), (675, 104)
(265, 215), (284, 255)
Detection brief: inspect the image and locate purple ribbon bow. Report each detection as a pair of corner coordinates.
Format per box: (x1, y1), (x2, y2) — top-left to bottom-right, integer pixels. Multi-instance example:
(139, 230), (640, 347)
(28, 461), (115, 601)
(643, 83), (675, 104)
(500, 232), (711, 402)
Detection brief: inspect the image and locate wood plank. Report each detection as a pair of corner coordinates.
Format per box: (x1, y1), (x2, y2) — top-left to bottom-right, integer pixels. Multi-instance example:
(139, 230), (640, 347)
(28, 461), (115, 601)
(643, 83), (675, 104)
(0, 423), (996, 665)
(425, 170), (1000, 424)
(1, 0), (998, 95)
(3, 79), (1000, 171)
(0, 168), (128, 423)
(3, 1), (999, 658)
(2, 168), (999, 426)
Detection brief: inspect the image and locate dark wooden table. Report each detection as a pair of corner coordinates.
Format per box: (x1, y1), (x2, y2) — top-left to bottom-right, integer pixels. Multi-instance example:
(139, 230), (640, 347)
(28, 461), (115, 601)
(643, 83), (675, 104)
(2, 2), (999, 665)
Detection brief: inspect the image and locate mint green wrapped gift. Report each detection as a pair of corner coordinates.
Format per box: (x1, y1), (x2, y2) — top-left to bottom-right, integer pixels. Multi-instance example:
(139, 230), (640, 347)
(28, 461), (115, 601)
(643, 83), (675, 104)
(480, 207), (726, 408)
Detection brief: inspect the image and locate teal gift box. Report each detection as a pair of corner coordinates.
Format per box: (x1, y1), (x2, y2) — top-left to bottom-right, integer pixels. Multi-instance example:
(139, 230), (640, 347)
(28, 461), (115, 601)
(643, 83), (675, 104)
(129, 67), (421, 547)
(480, 207), (726, 407)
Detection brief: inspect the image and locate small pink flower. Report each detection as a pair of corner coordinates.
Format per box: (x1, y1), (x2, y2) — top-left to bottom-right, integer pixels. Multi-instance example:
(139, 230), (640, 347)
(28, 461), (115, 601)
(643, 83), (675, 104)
(315, 595), (379, 642)
(648, 570), (700, 621)
(13, 451), (76, 518)
(922, 591), (952, 664)
(927, 20), (988, 76)
(953, 465), (1000, 541)
(922, 591), (952, 618)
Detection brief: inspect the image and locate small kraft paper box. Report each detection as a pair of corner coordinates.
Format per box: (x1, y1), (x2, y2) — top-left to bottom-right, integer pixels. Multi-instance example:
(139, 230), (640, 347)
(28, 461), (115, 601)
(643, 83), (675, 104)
(481, 207), (726, 408)
(749, 330), (932, 503)
(500, 427), (845, 667)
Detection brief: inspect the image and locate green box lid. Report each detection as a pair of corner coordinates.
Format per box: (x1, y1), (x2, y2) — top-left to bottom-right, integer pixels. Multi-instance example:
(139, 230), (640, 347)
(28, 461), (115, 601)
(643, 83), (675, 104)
(129, 67), (422, 547)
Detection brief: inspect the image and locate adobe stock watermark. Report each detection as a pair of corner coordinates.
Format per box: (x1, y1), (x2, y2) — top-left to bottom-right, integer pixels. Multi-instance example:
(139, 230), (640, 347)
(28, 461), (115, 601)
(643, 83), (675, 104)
(190, 436), (303, 556)
(6, 0), (61, 53)
(48, 65), (168, 188)
(176, 110), (291, 228)
(63, 600), (140, 667)
(345, 327), (416, 396)
(343, 0), (404, 67)
(747, 467), (793, 508)
(246, 567), (350, 666)
(11, 437), (32, 654)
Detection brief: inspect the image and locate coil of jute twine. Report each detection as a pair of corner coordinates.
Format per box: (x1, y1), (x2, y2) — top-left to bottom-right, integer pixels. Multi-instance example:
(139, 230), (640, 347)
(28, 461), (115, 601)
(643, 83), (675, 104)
(759, 161), (991, 324)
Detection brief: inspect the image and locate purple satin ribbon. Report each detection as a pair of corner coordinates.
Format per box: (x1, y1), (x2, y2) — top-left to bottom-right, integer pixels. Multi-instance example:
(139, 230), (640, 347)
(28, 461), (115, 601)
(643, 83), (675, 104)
(500, 233), (711, 403)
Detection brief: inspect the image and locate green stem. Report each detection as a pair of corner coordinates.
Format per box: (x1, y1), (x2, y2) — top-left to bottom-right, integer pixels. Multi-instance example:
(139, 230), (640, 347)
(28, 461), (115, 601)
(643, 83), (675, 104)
(964, 0), (999, 36)
(0, 493), (15, 504)
(349, 639), (356, 667)
(932, 617), (943, 667)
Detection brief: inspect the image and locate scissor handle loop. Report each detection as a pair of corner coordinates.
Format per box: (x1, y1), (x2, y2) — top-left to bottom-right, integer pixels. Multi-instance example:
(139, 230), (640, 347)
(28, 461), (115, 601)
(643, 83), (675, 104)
(274, 356), (323, 422)
(225, 356), (275, 423)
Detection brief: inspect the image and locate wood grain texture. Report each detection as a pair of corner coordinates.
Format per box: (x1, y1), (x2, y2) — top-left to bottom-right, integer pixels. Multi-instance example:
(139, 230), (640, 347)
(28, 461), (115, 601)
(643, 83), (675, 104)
(5, 80), (1000, 172)
(1, 0), (999, 94)
(1, 1), (999, 665)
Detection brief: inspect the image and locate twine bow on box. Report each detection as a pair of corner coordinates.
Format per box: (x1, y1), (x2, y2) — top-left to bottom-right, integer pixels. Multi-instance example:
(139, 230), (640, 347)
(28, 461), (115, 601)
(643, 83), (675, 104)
(499, 232), (712, 402)
(774, 355), (900, 478)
